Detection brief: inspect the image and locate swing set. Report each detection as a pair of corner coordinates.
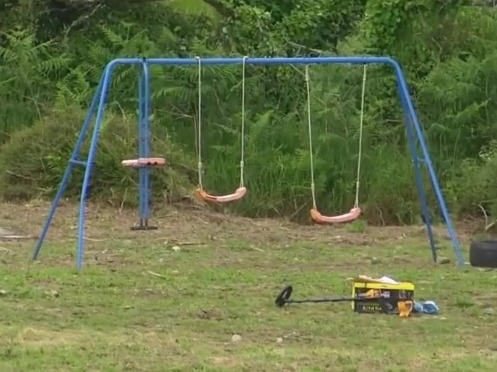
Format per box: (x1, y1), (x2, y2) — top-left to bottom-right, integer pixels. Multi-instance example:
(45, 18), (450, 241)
(31, 56), (465, 269)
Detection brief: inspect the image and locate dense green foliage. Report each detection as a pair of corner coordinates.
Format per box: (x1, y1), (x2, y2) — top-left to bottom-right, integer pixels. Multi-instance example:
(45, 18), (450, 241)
(1, 0), (497, 224)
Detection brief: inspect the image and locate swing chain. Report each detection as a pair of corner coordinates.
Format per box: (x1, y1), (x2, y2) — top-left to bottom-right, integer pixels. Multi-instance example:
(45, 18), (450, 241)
(240, 56), (247, 188)
(196, 56), (248, 190)
(196, 56), (203, 188)
(304, 65), (317, 210)
(305, 64), (367, 211)
(355, 64), (367, 208)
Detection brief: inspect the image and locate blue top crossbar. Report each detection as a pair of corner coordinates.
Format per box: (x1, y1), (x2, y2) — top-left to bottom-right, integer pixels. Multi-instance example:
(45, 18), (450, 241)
(105, 56), (397, 67)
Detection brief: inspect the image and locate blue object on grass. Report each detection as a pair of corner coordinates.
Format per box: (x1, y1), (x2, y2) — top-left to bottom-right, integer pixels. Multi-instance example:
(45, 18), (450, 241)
(413, 300), (439, 314)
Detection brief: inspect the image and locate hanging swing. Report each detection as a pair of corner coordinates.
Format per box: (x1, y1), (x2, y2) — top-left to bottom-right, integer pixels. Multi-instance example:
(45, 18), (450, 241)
(194, 56), (248, 203)
(305, 64), (367, 224)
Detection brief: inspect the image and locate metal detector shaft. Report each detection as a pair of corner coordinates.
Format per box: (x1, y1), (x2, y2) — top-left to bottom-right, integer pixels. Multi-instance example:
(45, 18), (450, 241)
(274, 284), (383, 308)
(285, 297), (381, 304)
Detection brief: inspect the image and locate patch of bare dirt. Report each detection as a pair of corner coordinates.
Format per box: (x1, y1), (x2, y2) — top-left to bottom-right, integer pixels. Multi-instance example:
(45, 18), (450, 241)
(0, 200), (477, 255)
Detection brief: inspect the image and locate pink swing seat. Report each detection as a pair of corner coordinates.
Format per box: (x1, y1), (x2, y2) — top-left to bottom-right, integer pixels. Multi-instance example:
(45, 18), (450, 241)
(310, 206), (361, 224)
(196, 186), (247, 204)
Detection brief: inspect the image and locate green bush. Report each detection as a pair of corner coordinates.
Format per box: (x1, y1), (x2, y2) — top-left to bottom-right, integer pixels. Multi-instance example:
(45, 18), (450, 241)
(451, 141), (497, 220)
(2, 1), (497, 226)
(0, 107), (196, 206)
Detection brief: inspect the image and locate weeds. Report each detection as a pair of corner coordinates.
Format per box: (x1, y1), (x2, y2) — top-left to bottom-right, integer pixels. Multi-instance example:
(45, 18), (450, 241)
(1, 7), (497, 224)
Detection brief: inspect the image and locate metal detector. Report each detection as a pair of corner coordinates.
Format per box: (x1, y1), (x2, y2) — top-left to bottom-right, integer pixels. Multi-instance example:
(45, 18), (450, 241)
(274, 284), (387, 308)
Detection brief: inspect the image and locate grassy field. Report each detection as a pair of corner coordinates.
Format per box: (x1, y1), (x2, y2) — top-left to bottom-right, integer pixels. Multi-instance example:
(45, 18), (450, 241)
(1, 201), (497, 371)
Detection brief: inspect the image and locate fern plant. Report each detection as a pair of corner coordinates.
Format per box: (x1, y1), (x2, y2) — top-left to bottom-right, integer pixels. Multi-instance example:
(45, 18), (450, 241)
(0, 28), (71, 141)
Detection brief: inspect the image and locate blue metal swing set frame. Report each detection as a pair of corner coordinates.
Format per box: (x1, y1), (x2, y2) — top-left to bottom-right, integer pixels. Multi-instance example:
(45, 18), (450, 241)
(31, 56), (465, 269)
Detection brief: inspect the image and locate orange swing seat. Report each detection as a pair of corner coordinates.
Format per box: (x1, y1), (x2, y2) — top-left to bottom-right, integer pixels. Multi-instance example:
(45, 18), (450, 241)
(310, 206), (361, 224)
(196, 186), (247, 204)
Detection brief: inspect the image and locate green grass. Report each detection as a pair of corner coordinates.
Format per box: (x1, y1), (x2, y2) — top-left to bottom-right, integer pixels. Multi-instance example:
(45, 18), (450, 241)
(1, 202), (497, 371)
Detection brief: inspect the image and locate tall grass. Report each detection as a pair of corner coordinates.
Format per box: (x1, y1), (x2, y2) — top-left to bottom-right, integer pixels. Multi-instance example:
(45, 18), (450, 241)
(2, 9), (497, 225)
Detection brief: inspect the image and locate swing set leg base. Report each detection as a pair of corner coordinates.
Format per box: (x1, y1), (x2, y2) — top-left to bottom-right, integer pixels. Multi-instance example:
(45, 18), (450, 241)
(130, 226), (158, 231)
(130, 219), (158, 231)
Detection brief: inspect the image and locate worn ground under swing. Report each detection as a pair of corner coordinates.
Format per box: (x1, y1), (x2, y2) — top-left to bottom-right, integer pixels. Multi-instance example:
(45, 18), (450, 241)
(0, 200), (497, 371)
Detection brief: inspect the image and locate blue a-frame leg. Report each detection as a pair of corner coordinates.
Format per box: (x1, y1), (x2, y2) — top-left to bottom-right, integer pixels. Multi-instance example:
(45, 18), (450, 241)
(32, 56), (465, 269)
(32, 60), (159, 269)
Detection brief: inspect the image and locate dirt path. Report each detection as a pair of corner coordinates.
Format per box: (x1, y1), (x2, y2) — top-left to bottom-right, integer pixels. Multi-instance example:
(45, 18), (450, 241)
(0, 200), (478, 249)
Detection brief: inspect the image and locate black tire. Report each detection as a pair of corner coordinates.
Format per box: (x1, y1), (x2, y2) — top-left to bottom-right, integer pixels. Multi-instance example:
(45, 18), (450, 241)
(469, 240), (497, 268)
